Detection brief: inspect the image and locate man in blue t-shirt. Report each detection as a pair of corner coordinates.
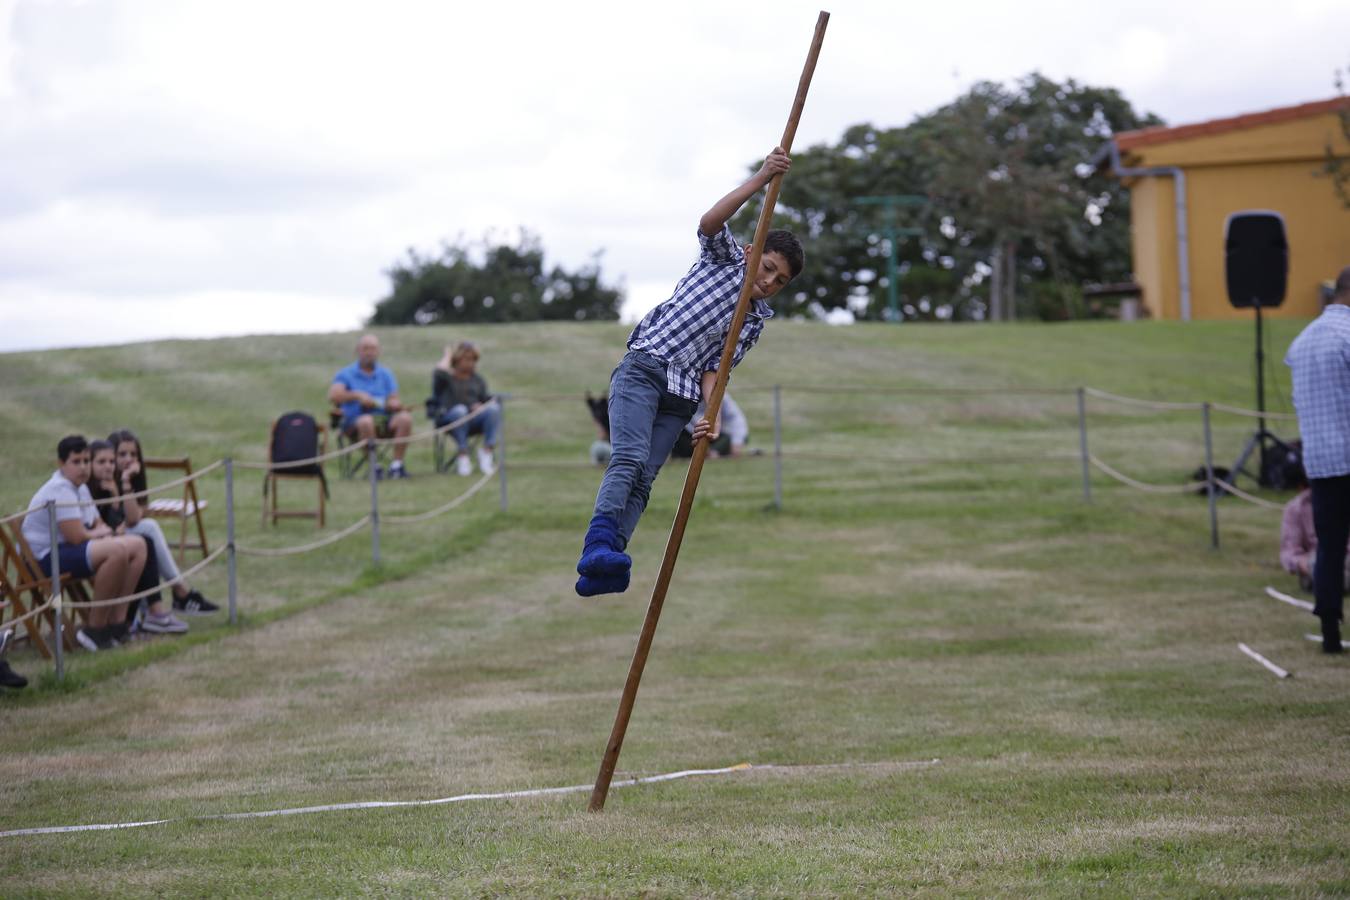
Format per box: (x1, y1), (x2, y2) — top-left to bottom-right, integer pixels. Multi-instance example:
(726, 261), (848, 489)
(328, 333), (414, 478)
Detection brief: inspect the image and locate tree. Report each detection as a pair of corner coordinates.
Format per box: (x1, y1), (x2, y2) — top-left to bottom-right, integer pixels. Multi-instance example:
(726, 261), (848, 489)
(731, 73), (1162, 321)
(369, 230), (624, 325)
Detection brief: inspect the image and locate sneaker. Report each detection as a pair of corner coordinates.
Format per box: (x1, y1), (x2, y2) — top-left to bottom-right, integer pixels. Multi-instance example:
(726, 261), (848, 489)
(372, 463), (385, 481)
(174, 590), (220, 615)
(141, 612), (189, 635)
(76, 626), (119, 651)
(0, 660), (27, 689)
(477, 446), (496, 475)
(455, 453), (472, 477)
(388, 461), (410, 479)
(0, 627), (12, 658)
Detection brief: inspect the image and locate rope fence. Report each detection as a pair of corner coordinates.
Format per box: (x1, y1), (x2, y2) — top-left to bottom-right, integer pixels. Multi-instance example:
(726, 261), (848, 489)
(0, 383), (1306, 682)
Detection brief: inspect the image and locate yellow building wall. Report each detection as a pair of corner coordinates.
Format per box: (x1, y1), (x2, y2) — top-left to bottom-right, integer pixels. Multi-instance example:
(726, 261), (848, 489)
(1123, 110), (1350, 321)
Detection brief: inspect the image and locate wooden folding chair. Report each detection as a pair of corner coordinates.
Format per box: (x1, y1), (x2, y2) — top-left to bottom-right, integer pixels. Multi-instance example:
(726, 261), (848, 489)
(143, 456), (210, 566)
(263, 422), (329, 528)
(1, 523), (89, 658)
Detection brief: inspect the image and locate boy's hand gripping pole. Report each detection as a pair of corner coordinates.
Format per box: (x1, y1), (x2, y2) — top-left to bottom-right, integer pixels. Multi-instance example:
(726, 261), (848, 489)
(588, 10), (829, 813)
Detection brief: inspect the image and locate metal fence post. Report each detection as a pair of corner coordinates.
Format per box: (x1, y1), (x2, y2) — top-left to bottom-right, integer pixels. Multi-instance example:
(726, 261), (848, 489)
(368, 443), (381, 565)
(773, 384), (783, 510)
(47, 500), (63, 680)
(498, 396), (508, 512)
(225, 457), (238, 624)
(1203, 402), (1219, 550)
(1076, 387), (1092, 503)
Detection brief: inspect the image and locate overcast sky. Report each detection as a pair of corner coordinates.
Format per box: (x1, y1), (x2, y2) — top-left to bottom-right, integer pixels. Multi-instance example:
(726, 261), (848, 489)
(1, 0), (1345, 352)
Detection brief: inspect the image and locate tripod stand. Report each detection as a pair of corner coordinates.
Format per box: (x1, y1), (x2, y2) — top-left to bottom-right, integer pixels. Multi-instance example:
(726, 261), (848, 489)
(1227, 299), (1293, 487)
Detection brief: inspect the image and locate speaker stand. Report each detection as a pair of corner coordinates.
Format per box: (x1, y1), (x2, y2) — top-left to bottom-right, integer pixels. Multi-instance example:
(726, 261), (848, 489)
(1226, 302), (1291, 488)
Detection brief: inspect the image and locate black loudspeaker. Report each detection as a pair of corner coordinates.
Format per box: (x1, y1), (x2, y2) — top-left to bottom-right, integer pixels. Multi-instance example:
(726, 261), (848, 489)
(1225, 210), (1288, 309)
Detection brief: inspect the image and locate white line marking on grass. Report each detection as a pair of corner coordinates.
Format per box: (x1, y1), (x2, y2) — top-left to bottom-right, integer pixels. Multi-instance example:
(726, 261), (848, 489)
(1238, 642), (1291, 679)
(1265, 586), (1315, 612)
(0, 759), (941, 838)
(1304, 633), (1350, 648)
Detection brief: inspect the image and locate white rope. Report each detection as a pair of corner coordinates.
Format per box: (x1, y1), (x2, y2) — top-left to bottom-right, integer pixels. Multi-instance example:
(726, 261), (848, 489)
(1213, 479), (1286, 511)
(0, 594), (56, 631)
(233, 441), (365, 471)
(1208, 402), (1298, 421)
(235, 515), (371, 557)
(61, 546), (227, 610)
(372, 399), (499, 448)
(1088, 454), (1205, 494)
(1238, 642), (1290, 678)
(0, 758), (940, 838)
(6, 459), (226, 515)
(382, 470), (495, 525)
(1265, 585), (1315, 612)
(1083, 387), (1203, 412)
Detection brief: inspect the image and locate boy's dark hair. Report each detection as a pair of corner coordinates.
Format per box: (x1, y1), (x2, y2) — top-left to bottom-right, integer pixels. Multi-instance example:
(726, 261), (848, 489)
(764, 229), (804, 279)
(57, 435), (87, 461)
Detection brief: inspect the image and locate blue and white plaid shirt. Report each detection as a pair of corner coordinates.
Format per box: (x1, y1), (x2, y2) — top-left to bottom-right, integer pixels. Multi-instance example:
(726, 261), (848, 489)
(628, 225), (774, 401)
(1286, 304), (1350, 479)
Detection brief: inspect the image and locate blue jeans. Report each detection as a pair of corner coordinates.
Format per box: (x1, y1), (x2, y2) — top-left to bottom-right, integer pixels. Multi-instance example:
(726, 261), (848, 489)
(593, 350), (697, 545)
(437, 403), (500, 452)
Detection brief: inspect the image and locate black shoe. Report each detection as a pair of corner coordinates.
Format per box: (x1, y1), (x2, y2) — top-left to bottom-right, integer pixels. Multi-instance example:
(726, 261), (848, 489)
(76, 626), (119, 651)
(174, 590), (220, 615)
(1322, 618), (1343, 654)
(0, 660), (26, 689)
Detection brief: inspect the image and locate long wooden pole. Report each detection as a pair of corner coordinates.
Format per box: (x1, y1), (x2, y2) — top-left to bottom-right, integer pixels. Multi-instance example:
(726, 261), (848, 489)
(588, 11), (830, 813)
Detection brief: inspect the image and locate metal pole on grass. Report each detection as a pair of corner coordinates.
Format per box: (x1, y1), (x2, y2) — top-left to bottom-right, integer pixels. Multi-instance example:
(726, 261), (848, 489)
(368, 443), (381, 565)
(48, 500), (63, 680)
(588, 10), (830, 813)
(1202, 402), (1219, 550)
(225, 457), (238, 624)
(1076, 387), (1092, 503)
(773, 384), (783, 510)
(498, 396), (508, 512)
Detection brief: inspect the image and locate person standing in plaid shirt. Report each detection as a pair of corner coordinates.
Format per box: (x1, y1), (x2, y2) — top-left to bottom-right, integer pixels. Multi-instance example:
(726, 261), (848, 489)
(1287, 265), (1350, 653)
(575, 147), (804, 597)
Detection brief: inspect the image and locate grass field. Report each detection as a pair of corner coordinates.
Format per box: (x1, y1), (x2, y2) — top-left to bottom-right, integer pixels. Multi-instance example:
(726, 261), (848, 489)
(1, 320), (1347, 896)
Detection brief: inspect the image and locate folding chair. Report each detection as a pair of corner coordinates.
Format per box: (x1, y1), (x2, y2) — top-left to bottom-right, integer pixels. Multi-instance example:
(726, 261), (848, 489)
(263, 418), (329, 528)
(1, 523), (90, 658)
(142, 456), (210, 566)
(331, 406), (393, 479)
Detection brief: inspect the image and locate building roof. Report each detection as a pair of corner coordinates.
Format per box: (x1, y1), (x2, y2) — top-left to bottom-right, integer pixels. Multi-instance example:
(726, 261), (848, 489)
(1115, 96), (1349, 151)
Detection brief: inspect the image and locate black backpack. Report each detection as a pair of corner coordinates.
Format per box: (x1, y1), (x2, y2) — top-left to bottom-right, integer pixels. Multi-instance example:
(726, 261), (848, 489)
(266, 411), (329, 497)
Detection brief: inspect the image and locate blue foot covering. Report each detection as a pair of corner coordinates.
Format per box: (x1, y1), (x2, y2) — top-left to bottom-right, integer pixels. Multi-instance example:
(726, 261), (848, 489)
(577, 514), (632, 577)
(575, 570), (630, 597)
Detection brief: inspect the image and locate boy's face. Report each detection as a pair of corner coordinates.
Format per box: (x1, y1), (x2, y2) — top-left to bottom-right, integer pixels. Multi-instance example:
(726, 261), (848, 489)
(746, 249), (793, 300)
(60, 450), (91, 486)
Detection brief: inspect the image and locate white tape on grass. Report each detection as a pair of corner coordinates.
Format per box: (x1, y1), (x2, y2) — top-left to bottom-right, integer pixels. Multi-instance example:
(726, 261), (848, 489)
(1304, 633), (1350, 648)
(0, 759), (940, 839)
(1238, 642), (1291, 679)
(1265, 586), (1315, 612)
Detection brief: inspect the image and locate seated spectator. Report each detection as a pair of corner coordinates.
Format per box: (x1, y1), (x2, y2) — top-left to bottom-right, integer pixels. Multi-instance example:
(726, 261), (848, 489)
(107, 429), (219, 616)
(0, 628), (26, 689)
(87, 438), (188, 635)
(1280, 446), (1350, 592)
(430, 341), (499, 476)
(329, 333), (414, 479)
(585, 391), (612, 466)
(21, 435), (145, 651)
(672, 392), (749, 459)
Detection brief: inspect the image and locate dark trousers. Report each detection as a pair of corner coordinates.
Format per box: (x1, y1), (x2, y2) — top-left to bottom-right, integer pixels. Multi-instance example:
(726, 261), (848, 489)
(125, 535), (161, 623)
(1310, 474), (1350, 622)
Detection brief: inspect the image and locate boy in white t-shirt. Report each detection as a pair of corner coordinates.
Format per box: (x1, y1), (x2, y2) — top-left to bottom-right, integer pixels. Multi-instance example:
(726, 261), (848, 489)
(21, 435), (147, 650)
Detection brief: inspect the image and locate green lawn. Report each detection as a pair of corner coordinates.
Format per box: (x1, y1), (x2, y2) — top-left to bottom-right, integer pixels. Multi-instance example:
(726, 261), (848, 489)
(1, 320), (1346, 897)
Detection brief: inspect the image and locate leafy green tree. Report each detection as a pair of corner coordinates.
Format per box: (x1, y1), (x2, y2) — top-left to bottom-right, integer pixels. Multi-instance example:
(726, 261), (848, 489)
(369, 230), (623, 325)
(1322, 63), (1350, 208)
(733, 73), (1162, 321)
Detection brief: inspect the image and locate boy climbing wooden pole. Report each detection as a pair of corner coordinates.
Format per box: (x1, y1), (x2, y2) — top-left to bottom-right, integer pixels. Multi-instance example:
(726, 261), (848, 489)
(586, 11), (830, 811)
